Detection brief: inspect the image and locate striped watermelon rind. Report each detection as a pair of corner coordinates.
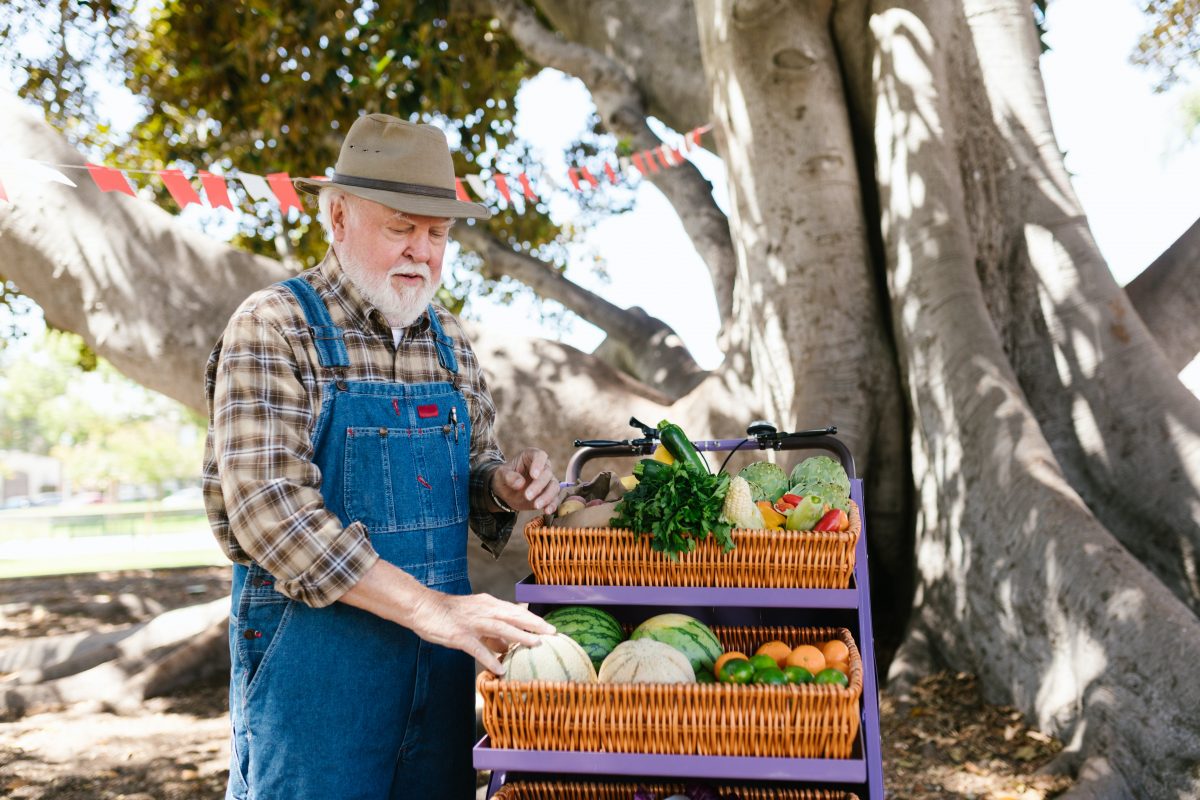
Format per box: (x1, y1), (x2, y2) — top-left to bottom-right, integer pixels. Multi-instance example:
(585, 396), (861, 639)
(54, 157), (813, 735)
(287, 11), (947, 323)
(630, 613), (723, 674)
(544, 606), (625, 669)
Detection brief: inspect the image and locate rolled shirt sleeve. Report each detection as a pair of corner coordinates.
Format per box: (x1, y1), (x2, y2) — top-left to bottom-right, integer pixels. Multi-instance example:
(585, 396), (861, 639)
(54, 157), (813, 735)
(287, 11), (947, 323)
(212, 309), (379, 607)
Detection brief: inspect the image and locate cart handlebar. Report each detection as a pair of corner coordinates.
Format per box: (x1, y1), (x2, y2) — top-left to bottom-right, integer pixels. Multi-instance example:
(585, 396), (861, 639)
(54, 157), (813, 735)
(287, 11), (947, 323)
(563, 426), (855, 484)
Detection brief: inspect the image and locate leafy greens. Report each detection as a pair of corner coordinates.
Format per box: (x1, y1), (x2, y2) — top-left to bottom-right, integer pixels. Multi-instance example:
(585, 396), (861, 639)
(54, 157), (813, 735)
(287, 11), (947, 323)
(610, 461), (733, 559)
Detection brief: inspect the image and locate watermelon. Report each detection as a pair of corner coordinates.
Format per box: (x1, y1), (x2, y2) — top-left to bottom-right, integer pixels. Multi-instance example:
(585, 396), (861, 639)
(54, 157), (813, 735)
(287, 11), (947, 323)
(501, 633), (597, 683)
(630, 613), (723, 674)
(597, 639), (695, 684)
(544, 606), (625, 670)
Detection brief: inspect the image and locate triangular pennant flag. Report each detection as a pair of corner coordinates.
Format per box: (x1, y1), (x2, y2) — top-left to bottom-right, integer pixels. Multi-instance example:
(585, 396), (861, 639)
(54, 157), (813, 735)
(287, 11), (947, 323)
(517, 173), (538, 202)
(198, 170), (234, 210)
(158, 169), (202, 209)
(688, 127), (703, 149)
(656, 146), (675, 168)
(643, 151), (662, 173)
(86, 163), (136, 196)
(238, 173), (274, 202)
(455, 178), (471, 202)
(567, 167), (583, 191)
(604, 162), (619, 184)
(494, 174), (512, 204)
(266, 172), (303, 213)
(465, 173), (489, 201)
(10, 159), (77, 187)
(666, 146), (685, 165)
(631, 153), (650, 176)
(579, 166), (600, 188)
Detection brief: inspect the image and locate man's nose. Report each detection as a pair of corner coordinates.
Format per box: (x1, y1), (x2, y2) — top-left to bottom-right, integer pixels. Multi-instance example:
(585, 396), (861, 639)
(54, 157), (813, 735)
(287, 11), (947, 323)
(404, 230), (432, 262)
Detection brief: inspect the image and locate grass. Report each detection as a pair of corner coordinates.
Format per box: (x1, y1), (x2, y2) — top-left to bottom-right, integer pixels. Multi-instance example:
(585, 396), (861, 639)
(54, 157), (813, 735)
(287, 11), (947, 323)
(0, 502), (225, 577)
(0, 548), (228, 579)
(0, 504), (207, 542)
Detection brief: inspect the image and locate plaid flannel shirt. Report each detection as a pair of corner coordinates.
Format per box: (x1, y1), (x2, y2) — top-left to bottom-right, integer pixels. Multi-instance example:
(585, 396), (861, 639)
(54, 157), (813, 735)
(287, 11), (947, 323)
(202, 251), (514, 608)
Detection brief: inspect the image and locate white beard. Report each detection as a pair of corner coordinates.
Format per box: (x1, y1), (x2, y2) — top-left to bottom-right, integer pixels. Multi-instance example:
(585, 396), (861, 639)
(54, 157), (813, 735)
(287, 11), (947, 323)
(338, 249), (438, 328)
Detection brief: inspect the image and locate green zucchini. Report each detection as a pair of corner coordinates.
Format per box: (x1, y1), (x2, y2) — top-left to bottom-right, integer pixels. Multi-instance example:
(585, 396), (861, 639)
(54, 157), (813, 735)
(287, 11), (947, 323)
(657, 420), (709, 473)
(633, 458), (668, 480)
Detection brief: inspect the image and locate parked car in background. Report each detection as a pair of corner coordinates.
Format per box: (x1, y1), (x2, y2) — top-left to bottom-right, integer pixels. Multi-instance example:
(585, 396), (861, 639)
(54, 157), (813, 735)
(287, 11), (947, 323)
(30, 492), (63, 507)
(2, 495), (32, 510)
(63, 491), (105, 506)
(160, 486), (204, 507)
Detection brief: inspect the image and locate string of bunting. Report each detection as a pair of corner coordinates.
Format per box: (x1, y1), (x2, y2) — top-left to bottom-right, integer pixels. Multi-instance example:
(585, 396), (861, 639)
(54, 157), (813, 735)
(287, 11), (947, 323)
(0, 124), (711, 216)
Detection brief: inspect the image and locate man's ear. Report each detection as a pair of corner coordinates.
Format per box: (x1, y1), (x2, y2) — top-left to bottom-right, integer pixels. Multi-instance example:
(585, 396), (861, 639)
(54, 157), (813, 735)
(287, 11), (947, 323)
(329, 195), (350, 242)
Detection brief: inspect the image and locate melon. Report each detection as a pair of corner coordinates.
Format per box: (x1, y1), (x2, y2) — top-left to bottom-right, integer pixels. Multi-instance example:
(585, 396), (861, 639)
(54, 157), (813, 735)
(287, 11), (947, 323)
(543, 606), (624, 670)
(500, 633), (598, 683)
(630, 613), (723, 674)
(597, 639), (695, 684)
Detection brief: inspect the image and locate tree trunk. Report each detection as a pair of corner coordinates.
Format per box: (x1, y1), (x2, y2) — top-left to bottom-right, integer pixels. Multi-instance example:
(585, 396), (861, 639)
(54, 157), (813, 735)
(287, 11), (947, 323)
(693, 0), (914, 656)
(955, 0), (1200, 616)
(843, 1), (1200, 793)
(1126, 215), (1200, 372)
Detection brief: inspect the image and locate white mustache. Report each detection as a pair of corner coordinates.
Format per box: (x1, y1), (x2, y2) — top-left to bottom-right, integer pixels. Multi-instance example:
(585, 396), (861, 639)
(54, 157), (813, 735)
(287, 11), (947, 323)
(388, 263), (431, 280)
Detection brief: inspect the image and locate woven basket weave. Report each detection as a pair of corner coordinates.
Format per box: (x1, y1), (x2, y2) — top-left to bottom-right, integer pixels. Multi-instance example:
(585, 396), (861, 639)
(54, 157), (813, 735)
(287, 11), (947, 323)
(525, 501), (860, 589)
(492, 781), (859, 800)
(480, 626), (861, 759)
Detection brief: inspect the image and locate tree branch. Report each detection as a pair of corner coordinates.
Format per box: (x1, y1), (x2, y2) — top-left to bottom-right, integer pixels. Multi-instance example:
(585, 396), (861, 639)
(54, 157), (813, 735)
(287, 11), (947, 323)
(1125, 215), (1200, 372)
(454, 224), (707, 397)
(467, 0), (737, 335)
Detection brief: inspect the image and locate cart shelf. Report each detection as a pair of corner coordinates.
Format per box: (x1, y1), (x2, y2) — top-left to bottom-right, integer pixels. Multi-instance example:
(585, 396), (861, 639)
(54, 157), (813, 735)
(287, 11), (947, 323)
(514, 575), (860, 609)
(474, 735), (868, 783)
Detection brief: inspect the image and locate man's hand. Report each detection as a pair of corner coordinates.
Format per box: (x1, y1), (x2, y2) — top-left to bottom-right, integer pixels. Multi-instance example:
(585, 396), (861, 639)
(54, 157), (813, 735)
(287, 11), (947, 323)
(491, 447), (559, 514)
(409, 590), (554, 674)
(341, 560), (555, 674)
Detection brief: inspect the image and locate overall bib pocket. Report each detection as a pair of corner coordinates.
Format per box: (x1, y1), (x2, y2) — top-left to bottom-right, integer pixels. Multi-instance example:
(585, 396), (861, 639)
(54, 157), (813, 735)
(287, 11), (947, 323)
(343, 422), (469, 532)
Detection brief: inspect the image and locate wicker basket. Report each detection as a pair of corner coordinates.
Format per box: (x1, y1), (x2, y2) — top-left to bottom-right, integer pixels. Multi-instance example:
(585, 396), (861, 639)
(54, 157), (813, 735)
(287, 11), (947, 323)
(480, 626), (861, 759)
(525, 500), (859, 589)
(492, 781), (859, 800)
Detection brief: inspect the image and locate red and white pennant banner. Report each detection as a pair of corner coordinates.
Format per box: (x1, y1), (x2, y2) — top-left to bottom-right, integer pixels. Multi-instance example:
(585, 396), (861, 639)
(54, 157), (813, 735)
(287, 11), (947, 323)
(0, 124), (711, 216)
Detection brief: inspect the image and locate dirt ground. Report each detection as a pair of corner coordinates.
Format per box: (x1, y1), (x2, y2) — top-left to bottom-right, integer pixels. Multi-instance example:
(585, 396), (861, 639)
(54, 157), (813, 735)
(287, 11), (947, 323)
(0, 567), (1073, 799)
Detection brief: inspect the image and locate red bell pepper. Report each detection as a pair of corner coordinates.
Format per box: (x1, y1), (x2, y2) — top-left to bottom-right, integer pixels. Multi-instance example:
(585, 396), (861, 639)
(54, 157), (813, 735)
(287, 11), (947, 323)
(780, 493), (804, 506)
(813, 508), (842, 532)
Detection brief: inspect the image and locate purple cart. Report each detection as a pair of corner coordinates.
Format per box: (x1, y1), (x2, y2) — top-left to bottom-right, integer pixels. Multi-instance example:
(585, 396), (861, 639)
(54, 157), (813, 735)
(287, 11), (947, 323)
(474, 428), (886, 798)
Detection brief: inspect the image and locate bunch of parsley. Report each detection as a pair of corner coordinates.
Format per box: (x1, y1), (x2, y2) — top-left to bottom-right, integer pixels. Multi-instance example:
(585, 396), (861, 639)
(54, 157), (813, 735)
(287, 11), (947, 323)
(610, 461), (733, 559)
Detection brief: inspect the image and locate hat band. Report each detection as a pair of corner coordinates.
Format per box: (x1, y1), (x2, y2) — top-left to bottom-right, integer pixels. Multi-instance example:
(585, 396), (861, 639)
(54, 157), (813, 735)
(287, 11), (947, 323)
(332, 172), (457, 200)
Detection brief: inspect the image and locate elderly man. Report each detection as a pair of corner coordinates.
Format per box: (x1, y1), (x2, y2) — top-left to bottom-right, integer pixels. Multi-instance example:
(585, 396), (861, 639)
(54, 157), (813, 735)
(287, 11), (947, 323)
(202, 113), (557, 799)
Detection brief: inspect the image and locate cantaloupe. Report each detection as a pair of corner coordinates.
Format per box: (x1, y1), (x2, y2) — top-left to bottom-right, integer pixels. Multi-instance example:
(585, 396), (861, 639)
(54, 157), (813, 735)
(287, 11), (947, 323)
(501, 633), (597, 683)
(597, 639), (696, 684)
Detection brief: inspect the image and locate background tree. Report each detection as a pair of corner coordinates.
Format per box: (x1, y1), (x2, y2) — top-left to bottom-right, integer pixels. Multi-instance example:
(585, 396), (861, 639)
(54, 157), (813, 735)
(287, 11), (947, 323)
(2, 1), (1199, 795)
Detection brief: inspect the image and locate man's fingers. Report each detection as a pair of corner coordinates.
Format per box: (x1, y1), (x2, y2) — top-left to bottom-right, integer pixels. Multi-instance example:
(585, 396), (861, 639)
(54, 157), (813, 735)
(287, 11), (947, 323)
(503, 468), (525, 490)
(524, 448), (549, 480)
(480, 618), (545, 649)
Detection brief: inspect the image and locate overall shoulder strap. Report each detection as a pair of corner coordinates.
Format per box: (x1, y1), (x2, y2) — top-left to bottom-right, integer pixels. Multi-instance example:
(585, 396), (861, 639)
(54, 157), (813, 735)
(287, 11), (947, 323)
(425, 306), (459, 375)
(279, 276), (351, 370)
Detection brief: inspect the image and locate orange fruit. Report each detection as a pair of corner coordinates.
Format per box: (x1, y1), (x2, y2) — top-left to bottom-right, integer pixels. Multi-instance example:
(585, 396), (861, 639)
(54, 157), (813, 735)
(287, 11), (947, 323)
(755, 640), (792, 670)
(821, 639), (850, 665)
(786, 644), (826, 674)
(713, 651), (747, 679)
(824, 660), (849, 675)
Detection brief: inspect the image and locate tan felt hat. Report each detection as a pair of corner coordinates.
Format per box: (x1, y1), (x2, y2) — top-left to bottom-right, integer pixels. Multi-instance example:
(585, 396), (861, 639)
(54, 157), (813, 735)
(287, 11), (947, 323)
(293, 113), (490, 220)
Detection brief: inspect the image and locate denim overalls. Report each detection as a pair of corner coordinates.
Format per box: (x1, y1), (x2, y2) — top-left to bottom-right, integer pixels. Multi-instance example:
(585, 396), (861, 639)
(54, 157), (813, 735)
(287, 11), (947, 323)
(226, 277), (475, 799)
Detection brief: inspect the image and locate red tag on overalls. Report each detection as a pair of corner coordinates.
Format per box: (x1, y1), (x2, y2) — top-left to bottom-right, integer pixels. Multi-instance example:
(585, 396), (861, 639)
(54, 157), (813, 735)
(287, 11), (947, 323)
(416, 404), (439, 418)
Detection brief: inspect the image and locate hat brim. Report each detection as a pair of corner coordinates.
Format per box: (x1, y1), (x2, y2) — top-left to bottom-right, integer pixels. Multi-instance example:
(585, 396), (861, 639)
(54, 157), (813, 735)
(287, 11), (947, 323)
(293, 176), (491, 220)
